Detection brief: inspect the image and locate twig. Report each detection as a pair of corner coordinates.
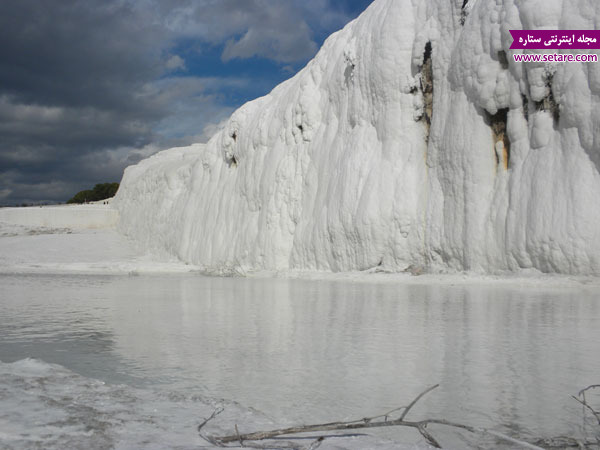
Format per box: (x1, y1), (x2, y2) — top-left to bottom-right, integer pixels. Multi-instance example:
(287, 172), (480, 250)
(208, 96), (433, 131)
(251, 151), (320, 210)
(357, 385), (438, 424)
(364, 405), (406, 423)
(579, 385), (600, 397)
(235, 424), (243, 446)
(573, 395), (600, 426)
(399, 384), (439, 420)
(198, 407), (226, 447)
(418, 423), (441, 448)
(306, 437), (325, 450)
(198, 407), (225, 433)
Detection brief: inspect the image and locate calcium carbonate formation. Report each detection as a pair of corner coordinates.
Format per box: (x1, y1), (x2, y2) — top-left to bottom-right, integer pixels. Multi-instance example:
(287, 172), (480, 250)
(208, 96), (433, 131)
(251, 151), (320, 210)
(114, 0), (600, 275)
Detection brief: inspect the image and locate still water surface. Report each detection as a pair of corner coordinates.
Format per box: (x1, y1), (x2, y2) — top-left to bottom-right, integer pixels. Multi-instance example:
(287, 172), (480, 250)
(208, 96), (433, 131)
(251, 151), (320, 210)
(1, 273), (599, 447)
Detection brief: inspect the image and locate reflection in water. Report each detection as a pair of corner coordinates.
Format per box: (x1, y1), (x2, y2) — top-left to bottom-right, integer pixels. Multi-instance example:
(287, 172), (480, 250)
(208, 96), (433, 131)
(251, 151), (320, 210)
(1, 273), (599, 447)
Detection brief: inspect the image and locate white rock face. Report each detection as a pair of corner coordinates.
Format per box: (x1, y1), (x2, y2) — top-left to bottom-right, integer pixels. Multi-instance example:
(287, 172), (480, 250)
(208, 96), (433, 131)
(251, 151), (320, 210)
(115, 0), (600, 275)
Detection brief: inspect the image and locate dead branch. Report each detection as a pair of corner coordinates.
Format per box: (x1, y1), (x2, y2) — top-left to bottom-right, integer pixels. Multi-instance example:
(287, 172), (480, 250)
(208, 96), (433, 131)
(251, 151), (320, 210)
(573, 395), (600, 426)
(417, 423), (441, 448)
(216, 417), (440, 447)
(399, 383), (439, 420)
(306, 437), (324, 450)
(223, 440), (303, 449)
(198, 407), (226, 447)
(198, 407), (225, 433)
(198, 407), (325, 450)
(197, 384), (600, 449)
(200, 385), (543, 449)
(204, 437), (326, 449)
(213, 385), (440, 446)
(574, 384), (600, 426)
(579, 385), (600, 397)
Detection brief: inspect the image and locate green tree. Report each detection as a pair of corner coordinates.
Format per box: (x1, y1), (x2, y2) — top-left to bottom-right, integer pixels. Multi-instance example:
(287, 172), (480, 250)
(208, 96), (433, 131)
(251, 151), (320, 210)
(67, 183), (119, 204)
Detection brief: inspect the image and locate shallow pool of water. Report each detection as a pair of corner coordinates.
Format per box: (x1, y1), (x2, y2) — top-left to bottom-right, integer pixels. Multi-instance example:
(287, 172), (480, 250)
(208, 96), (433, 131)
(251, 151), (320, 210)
(1, 273), (599, 448)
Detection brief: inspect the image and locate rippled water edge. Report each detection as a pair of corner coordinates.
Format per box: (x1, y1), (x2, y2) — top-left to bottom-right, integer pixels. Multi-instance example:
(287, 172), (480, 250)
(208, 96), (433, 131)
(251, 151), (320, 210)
(1, 272), (600, 449)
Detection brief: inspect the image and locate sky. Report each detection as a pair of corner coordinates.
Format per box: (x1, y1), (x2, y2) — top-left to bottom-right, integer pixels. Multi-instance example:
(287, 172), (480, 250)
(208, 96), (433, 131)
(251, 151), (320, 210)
(0, 0), (374, 205)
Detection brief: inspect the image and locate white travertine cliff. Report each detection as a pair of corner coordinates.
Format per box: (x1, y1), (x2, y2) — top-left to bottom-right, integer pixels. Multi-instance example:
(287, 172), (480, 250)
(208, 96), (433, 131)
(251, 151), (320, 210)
(115, 0), (600, 275)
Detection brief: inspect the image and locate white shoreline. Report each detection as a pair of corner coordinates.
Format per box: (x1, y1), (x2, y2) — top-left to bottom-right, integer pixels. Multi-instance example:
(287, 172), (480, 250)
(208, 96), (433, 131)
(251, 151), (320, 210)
(1, 205), (599, 288)
(0, 203), (118, 229)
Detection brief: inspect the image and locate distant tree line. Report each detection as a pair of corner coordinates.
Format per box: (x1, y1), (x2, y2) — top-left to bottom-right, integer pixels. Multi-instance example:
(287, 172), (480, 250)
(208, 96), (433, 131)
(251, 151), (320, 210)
(0, 202), (53, 208)
(67, 183), (119, 204)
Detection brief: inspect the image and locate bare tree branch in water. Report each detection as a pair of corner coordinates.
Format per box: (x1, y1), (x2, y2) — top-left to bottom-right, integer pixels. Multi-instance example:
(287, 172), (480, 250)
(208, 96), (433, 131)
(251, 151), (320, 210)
(198, 384), (546, 449)
(575, 385), (600, 426)
(197, 384), (600, 449)
(533, 385), (600, 448)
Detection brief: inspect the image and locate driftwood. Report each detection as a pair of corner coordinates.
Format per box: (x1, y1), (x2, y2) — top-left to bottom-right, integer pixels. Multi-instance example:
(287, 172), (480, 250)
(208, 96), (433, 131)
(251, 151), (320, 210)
(198, 384), (548, 449)
(197, 384), (600, 449)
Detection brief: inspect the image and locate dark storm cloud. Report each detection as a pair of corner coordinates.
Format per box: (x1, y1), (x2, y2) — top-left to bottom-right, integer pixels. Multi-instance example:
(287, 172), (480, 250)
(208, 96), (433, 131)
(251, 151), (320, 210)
(0, 0), (358, 204)
(0, 1), (172, 122)
(0, 0), (169, 203)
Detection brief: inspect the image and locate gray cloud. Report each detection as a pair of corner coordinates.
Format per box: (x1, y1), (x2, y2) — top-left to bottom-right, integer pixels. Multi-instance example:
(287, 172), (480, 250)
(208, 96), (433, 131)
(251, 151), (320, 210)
(154, 0), (349, 61)
(0, 0), (360, 205)
(222, 22), (317, 63)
